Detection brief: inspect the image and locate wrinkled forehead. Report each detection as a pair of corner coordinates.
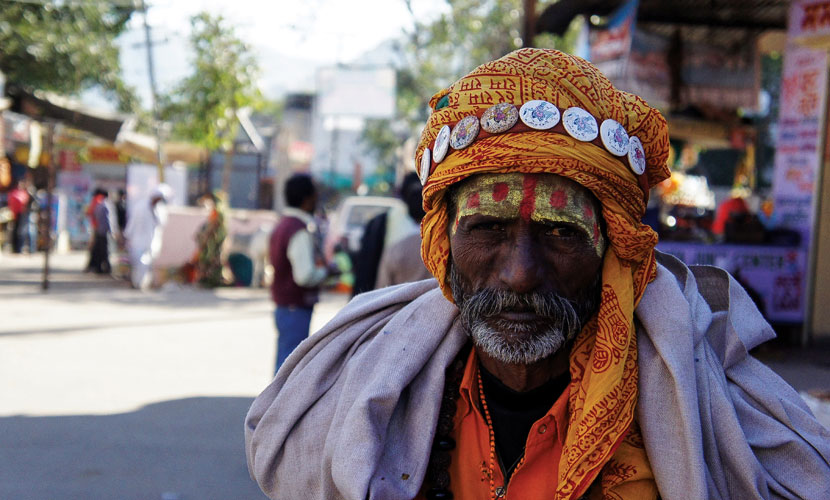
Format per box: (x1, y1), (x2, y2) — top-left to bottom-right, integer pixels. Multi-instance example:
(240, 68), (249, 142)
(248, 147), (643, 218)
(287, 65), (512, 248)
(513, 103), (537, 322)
(450, 172), (601, 223)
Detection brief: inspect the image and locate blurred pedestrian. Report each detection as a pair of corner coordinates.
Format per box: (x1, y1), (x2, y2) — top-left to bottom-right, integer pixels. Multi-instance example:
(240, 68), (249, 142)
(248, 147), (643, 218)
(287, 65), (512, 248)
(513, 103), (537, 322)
(114, 189), (127, 244)
(23, 180), (38, 253)
(7, 179), (30, 254)
(89, 189), (111, 274)
(269, 174), (333, 371)
(375, 172), (431, 288)
(351, 173), (424, 296)
(124, 184), (170, 290)
(194, 192), (227, 288)
(84, 188), (106, 271)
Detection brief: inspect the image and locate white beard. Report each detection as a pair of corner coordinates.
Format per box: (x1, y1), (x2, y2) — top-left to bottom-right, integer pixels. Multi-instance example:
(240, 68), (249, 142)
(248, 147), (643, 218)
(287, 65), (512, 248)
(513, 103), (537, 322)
(467, 316), (573, 365)
(448, 264), (597, 365)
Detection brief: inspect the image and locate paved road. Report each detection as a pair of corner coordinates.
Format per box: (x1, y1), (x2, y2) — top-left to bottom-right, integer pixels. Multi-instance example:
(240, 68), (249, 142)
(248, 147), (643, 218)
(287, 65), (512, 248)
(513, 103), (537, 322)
(1, 251), (828, 499)
(0, 251), (347, 500)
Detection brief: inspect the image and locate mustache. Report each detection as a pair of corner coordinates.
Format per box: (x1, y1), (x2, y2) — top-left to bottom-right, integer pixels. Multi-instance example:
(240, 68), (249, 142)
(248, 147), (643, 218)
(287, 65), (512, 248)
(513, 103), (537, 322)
(449, 265), (601, 334)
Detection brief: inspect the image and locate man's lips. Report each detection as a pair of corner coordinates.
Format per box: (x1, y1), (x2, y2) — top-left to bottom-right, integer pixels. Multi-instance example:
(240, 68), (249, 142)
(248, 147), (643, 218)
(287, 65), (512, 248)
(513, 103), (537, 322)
(492, 310), (542, 322)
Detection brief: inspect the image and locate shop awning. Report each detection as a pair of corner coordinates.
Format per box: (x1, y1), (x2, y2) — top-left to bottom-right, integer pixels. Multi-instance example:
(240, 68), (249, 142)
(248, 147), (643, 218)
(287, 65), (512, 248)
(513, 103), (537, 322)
(536, 0), (788, 36)
(116, 130), (208, 165)
(4, 85), (132, 143)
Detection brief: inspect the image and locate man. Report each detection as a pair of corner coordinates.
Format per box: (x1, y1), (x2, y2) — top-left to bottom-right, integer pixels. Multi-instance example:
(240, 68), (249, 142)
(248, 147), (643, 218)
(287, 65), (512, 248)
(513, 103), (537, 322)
(124, 184), (170, 290)
(375, 172), (431, 289)
(269, 173), (331, 371)
(246, 49), (830, 499)
(351, 172), (425, 296)
(85, 188), (106, 271)
(7, 179), (30, 254)
(89, 189), (112, 274)
(114, 189), (128, 242)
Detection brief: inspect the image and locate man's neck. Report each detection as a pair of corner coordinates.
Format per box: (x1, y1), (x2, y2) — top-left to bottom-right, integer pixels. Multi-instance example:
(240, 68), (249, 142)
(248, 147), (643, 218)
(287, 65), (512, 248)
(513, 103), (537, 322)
(283, 206), (314, 222)
(475, 343), (571, 392)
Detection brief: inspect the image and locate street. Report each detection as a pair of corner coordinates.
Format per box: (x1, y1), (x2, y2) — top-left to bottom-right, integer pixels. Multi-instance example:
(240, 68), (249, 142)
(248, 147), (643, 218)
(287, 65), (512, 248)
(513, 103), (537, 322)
(0, 251), (347, 500)
(1, 251), (828, 500)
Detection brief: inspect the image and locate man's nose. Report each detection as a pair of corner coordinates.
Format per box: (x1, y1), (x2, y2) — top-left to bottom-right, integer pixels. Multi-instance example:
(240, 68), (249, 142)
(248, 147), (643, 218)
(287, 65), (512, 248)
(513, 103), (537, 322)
(498, 231), (543, 294)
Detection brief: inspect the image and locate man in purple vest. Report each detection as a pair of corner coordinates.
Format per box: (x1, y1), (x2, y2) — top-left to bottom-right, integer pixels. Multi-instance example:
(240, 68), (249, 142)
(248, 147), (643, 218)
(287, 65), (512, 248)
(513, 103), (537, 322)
(269, 174), (330, 371)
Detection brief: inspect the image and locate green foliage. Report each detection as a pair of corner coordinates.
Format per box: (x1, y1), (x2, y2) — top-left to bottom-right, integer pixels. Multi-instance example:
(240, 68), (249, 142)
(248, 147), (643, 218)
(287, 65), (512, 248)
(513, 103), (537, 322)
(362, 0), (577, 178)
(158, 12), (263, 150)
(0, 0), (137, 111)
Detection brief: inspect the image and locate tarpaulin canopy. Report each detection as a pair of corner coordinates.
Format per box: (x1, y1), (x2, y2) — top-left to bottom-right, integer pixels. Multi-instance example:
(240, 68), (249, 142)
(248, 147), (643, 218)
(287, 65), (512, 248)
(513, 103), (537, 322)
(115, 130), (208, 165)
(4, 84), (131, 143)
(536, 0), (788, 36)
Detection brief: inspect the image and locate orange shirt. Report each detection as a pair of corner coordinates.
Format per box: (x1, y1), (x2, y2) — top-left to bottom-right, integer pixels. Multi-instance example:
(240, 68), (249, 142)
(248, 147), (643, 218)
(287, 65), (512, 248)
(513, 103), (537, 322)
(418, 349), (570, 499)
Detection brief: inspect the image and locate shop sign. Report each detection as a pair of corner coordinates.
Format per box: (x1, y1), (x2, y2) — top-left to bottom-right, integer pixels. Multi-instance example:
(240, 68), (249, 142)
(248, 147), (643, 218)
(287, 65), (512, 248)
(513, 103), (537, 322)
(658, 242), (807, 323)
(57, 171), (93, 247)
(4, 112), (30, 143)
(590, 0), (672, 110)
(13, 145), (50, 167)
(87, 146), (126, 164)
(590, 0), (639, 83)
(789, 0), (830, 49)
(0, 155), (10, 189)
(58, 150), (81, 171)
(771, 43), (828, 247)
(678, 41), (759, 111)
(288, 140), (313, 164)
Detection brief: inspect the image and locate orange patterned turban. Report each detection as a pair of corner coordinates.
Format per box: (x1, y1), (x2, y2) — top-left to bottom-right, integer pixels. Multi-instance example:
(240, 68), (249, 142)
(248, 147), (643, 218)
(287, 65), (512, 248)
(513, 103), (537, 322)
(416, 48), (670, 499)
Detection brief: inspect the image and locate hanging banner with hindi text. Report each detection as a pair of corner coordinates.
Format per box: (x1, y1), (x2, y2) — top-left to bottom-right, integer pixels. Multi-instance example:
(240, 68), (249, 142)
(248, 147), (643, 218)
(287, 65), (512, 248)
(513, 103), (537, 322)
(771, 20), (829, 248)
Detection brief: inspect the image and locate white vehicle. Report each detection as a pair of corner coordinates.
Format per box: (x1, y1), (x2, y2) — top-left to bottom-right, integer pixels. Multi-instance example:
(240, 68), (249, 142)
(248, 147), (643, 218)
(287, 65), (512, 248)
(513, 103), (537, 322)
(323, 196), (406, 261)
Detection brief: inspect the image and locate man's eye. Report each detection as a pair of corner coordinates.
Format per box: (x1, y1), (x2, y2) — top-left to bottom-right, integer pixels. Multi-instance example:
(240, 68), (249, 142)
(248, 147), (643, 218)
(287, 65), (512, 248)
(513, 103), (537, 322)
(471, 221), (505, 232)
(545, 225), (579, 238)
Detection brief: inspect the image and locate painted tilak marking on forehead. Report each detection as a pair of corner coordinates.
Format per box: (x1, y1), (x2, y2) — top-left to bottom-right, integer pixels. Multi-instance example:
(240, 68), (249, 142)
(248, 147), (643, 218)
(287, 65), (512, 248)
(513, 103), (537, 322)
(452, 173), (606, 256)
(519, 175), (537, 221)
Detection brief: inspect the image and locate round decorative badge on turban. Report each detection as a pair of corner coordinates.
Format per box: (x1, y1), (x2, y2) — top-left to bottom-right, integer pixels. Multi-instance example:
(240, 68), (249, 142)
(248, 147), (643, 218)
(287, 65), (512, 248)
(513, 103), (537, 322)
(414, 48), (670, 500)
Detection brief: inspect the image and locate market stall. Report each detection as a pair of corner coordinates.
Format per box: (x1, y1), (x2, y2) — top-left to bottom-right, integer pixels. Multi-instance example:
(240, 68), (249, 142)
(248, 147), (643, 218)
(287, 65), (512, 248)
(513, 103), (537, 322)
(535, 0), (825, 334)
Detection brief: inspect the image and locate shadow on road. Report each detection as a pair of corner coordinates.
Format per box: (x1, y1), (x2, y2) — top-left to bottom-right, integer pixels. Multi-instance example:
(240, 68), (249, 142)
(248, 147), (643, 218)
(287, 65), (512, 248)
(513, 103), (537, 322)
(0, 397), (267, 500)
(0, 270), (271, 309)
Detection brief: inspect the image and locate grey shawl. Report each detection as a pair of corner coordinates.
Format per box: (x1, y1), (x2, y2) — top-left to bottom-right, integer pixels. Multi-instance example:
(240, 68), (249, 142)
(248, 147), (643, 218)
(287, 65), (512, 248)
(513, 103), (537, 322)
(245, 252), (830, 499)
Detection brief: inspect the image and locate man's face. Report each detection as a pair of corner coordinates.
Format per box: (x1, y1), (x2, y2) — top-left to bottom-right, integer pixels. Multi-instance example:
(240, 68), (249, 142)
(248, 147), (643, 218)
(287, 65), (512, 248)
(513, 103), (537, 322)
(448, 173), (605, 365)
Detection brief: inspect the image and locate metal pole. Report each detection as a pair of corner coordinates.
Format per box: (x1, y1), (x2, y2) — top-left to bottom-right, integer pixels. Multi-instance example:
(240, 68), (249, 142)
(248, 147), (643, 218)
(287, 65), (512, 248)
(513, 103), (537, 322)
(41, 123), (55, 291)
(139, 0), (165, 181)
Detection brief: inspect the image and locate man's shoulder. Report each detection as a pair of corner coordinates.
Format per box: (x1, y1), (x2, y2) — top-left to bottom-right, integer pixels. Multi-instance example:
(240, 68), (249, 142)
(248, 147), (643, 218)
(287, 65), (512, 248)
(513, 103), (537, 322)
(644, 249), (775, 351)
(346, 278), (441, 316)
(271, 215), (306, 237)
(652, 250), (748, 315)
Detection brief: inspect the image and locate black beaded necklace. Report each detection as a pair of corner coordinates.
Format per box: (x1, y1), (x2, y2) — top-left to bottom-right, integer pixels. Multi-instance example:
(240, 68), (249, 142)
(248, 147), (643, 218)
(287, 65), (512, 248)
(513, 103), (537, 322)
(423, 344), (470, 499)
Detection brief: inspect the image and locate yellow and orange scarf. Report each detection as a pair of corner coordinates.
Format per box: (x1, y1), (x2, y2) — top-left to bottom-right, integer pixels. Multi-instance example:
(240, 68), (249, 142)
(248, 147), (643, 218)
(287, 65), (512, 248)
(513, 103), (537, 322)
(416, 49), (670, 499)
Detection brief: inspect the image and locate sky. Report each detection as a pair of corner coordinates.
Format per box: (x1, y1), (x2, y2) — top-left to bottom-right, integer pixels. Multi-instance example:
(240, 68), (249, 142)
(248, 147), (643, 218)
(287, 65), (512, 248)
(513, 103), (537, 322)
(114, 0), (448, 108)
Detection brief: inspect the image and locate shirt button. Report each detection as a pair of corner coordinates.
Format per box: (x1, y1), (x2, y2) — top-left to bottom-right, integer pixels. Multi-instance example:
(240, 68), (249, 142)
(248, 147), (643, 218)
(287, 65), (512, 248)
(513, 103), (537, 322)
(538, 424), (547, 434)
(495, 486), (506, 497)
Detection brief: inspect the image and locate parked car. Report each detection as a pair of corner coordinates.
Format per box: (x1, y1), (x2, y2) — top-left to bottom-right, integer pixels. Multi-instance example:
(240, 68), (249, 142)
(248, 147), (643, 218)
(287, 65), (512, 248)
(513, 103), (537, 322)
(323, 196), (406, 261)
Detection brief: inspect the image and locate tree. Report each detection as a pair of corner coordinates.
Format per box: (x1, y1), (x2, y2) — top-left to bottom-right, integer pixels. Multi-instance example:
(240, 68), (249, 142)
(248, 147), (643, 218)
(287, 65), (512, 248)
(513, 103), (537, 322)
(0, 0), (138, 111)
(158, 12), (263, 195)
(362, 0), (577, 189)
